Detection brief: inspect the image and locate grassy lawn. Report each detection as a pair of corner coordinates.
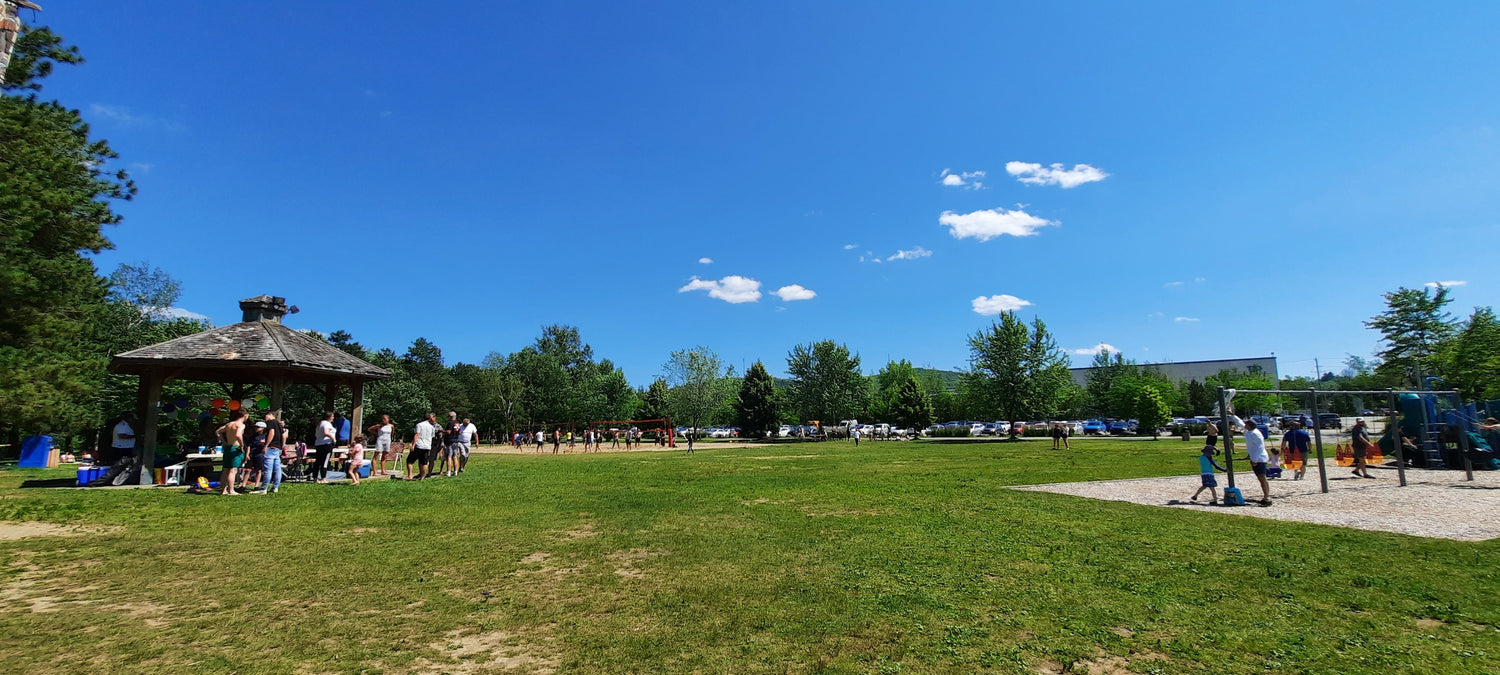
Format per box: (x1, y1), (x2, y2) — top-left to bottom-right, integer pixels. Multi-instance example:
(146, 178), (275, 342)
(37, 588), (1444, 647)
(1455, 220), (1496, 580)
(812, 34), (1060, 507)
(1, 438), (1497, 674)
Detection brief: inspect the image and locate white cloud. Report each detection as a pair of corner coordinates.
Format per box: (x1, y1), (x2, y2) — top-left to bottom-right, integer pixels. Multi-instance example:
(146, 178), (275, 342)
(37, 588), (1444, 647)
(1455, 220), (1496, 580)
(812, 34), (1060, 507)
(939, 168), (986, 190)
(698, 257), (713, 264)
(1147, 312), (1166, 318)
(940, 207), (1054, 242)
(774, 284), (817, 301)
(1072, 342), (1118, 356)
(1164, 281), (1185, 287)
(157, 306), (209, 321)
(1006, 161), (1109, 188)
(1426, 280), (1467, 288)
(1194, 277), (1207, 283)
(90, 103), (143, 124)
(1174, 316), (1200, 323)
(971, 294), (1034, 315)
(843, 243), (859, 250)
(886, 246), (932, 261)
(678, 275), (762, 304)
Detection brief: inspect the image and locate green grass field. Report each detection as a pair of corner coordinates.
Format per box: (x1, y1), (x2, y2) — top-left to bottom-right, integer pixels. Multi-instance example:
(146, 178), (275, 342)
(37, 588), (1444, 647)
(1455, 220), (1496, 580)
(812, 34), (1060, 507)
(1, 438), (1497, 674)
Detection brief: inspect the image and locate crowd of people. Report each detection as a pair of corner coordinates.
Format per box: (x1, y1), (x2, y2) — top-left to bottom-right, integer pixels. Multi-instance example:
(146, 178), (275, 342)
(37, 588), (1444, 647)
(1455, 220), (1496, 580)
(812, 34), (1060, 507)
(195, 409), (479, 494)
(506, 427), (665, 453)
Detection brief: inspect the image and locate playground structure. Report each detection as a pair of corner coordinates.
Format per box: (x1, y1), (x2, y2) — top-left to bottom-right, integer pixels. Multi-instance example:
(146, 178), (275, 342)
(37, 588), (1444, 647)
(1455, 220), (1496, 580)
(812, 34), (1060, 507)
(1216, 387), (1495, 496)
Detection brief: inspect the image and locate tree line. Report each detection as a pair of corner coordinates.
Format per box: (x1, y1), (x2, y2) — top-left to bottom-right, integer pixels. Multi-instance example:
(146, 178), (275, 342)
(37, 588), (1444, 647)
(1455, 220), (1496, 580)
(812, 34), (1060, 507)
(4, 25), (1497, 452)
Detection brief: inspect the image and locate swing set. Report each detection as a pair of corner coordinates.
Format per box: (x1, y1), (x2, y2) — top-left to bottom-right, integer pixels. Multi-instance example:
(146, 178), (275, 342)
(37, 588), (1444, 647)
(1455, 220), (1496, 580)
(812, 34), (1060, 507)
(1215, 386), (1482, 496)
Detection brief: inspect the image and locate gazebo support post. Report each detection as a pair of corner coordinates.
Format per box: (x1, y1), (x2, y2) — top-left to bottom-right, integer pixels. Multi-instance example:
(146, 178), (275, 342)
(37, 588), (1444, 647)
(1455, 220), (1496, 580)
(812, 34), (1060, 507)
(270, 376), (286, 417)
(350, 379), (365, 443)
(324, 381), (337, 414)
(136, 370), (164, 484)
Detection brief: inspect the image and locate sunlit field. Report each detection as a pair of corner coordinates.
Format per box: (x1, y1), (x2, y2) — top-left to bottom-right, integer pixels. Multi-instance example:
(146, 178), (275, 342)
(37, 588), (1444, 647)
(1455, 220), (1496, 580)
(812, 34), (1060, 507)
(2, 437), (1497, 674)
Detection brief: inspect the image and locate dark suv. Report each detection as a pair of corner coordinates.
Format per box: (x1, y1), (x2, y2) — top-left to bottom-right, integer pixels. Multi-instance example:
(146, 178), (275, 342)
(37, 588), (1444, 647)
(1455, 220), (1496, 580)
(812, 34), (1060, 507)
(1318, 413), (1343, 430)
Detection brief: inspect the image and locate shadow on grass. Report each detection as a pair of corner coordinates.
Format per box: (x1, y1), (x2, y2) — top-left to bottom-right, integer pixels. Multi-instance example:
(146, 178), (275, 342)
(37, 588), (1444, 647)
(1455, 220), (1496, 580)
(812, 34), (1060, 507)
(18, 478), (82, 489)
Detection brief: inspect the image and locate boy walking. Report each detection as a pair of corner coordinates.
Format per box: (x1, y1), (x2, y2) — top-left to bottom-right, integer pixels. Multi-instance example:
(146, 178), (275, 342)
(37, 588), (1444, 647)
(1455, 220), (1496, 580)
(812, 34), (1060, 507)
(1191, 437), (1228, 504)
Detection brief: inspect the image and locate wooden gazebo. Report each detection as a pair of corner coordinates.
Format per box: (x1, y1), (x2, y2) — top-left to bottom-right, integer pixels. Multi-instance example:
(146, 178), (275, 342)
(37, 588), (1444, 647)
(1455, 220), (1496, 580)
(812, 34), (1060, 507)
(108, 295), (390, 483)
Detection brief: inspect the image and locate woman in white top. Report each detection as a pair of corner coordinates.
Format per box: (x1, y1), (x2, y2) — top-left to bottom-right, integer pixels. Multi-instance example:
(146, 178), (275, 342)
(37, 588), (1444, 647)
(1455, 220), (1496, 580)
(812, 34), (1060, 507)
(367, 414), (395, 475)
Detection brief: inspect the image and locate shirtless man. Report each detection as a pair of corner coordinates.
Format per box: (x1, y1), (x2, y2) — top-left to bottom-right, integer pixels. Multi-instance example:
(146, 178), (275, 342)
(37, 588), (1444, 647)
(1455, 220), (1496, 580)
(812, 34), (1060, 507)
(217, 409), (248, 496)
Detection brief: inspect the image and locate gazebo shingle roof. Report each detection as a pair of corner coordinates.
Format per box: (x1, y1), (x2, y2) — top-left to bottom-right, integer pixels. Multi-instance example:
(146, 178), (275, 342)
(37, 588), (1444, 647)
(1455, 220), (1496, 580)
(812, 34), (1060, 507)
(110, 320), (390, 380)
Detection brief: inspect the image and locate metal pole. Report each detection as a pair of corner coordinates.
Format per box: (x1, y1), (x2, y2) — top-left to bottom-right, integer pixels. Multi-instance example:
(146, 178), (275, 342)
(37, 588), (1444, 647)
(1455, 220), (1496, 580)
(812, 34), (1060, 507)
(1453, 391), (1474, 481)
(1218, 387), (1235, 489)
(1310, 389), (1328, 494)
(1389, 389), (1407, 487)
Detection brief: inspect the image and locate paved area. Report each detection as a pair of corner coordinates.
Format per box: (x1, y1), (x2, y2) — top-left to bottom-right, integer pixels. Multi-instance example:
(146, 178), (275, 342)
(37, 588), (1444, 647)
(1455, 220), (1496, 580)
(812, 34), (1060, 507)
(1011, 463), (1500, 541)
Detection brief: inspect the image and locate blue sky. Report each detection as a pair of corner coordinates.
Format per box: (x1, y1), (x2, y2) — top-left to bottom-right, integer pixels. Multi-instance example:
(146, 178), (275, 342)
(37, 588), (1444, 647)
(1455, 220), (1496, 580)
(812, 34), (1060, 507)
(33, 1), (1500, 384)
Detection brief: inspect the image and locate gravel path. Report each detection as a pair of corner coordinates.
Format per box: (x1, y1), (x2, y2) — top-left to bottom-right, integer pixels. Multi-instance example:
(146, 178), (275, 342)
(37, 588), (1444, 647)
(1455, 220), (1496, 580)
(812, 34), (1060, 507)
(1011, 463), (1500, 541)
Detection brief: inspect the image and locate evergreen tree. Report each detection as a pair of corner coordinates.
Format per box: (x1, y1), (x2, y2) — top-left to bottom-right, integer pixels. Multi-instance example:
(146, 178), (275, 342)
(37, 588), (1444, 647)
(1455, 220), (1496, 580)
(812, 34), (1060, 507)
(1, 26), (136, 435)
(1185, 379), (1212, 416)
(734, 361), (779, 438)
(1366, 285), (1456, 387)
(888, 374), (933, 433)
(636, 378), (670, 422)
(1440, 307), (1500, 400)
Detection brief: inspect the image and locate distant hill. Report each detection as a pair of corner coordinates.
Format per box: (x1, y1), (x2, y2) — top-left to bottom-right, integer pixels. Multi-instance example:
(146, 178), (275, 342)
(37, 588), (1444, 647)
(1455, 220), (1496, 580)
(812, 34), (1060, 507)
(914, 367), (962, 393)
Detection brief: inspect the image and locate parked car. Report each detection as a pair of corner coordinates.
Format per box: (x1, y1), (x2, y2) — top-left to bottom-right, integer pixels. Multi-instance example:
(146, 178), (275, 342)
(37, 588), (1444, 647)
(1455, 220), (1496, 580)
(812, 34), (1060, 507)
(777, 425), (792, 437)
(1107, 420), (1133, 435)
(1083, 419), (1107, 435)
(1318, 413), (1343, 430)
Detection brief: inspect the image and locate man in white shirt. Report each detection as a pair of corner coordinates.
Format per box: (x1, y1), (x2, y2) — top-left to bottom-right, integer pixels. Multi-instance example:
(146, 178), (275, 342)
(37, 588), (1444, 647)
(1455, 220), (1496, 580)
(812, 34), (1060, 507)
(111, 412), (137, 464)
(1240, 419), (1272, 506)
(457, 417), (477, 473)
(407, 412), (437, 481)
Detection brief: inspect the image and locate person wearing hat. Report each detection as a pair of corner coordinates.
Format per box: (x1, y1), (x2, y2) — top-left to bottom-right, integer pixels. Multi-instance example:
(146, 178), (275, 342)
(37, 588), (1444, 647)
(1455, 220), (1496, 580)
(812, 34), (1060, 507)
(1350, 419), (1375, 479)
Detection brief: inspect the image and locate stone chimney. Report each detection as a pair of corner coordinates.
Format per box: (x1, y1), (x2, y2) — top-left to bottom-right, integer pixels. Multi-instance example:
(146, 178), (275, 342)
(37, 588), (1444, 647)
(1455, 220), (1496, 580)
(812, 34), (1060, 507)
(240, 295), (290, 323)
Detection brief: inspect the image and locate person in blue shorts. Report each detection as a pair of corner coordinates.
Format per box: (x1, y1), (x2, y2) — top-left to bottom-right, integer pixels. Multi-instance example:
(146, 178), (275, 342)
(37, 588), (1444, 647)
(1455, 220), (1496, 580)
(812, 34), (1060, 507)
(1190, 437), (1228, 504)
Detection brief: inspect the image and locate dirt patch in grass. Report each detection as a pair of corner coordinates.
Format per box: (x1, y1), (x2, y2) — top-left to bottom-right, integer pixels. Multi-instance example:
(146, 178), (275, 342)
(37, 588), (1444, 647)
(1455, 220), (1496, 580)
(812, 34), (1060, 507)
(520, 552), (550, 564)
(607, 548), (665, 580)
(561, 523), (597, 539)
(799, 506), (883, 518)
(0, 522), (118, 540)
(1417, 618), (1445, 629)
(416, 628), (561, 674)
(1036, 652), (1170, 674)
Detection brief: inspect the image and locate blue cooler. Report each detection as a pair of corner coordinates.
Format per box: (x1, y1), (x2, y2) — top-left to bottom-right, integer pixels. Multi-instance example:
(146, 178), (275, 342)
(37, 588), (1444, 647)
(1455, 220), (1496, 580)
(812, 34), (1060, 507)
(76, 465), (104, 486)
(359, 463), (372, 479)
(1222, 486), (1246, 506)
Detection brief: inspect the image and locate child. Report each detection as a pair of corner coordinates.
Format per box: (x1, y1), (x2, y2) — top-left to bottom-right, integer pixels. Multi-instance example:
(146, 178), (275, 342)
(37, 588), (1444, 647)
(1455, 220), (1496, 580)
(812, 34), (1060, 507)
(1191, 438), (1228, 504)
(347, 434), (366, 485)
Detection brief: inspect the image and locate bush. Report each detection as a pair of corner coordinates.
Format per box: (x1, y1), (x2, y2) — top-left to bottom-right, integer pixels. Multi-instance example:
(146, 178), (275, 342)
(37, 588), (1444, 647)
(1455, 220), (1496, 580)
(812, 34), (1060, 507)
(1022, 426), (1052, 437)
(929, 427), (971, 438)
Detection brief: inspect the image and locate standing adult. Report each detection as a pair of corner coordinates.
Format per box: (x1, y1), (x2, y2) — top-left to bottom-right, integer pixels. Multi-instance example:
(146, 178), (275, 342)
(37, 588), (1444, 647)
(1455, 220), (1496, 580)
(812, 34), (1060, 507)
(334, 412), (352, 448)
(458, 416), (477, 473)
(253, 411), (286, 494)
(1281, 421), (1310, 481)
(1050, 423), (1063, 450)
(1350, 418), (1376, 479)
(1062, 421), (1072, 450)
(408, 413), (437, 480)
(852, 426), (861, 447)
(441, 412), (463, 477)
(217, 409), (248, 496)
(1240, 419), (1273, 506)
(367, 414), (395, 476)
(313, 411), (337, 484)
(110, 412), (137, 465)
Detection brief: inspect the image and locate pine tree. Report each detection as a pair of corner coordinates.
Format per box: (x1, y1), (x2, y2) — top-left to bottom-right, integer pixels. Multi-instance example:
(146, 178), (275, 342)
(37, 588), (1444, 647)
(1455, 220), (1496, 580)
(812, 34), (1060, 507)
(1, 26), (136, 435)
(734, 361), (779, 438)
(1366, 286), (1456, 387)
(888, 374), (933, 433)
